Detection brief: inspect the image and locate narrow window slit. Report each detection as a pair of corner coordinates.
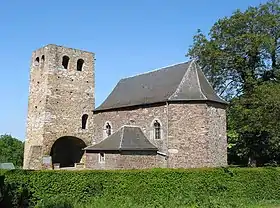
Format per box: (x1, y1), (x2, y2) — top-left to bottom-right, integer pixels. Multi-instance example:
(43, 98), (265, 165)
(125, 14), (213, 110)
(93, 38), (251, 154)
(62, 56), (70, 69)
(154, 120), (161, 139)
(105, 123), (111, 136)
(77, 59), (84, 71)
(82, 114), (88, 129)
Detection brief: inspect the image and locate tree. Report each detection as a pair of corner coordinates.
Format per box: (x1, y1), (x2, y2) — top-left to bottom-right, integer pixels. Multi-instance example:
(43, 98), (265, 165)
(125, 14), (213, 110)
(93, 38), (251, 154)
(187, 0), (280, 100)
(227, 82), (280, 166)
(187, 0), (280, 166)
(0, 134), (24, 167)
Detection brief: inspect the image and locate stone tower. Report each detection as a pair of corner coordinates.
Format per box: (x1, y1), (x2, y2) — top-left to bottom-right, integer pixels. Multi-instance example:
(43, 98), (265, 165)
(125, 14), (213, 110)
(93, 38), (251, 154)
(23, 44), (95, 169)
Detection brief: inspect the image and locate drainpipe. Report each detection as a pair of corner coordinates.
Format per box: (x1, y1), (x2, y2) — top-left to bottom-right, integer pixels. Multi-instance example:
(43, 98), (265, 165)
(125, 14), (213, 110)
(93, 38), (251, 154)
(166, 101), (169, 168)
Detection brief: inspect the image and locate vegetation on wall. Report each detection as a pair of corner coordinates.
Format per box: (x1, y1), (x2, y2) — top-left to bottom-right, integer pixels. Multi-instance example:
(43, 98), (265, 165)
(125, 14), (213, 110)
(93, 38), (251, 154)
(0, 134), (24, 167)
(187, 0), (280, 166)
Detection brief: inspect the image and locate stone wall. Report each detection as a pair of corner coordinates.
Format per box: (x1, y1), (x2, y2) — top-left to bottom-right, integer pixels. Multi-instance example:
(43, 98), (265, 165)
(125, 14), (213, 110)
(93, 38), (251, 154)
(92, 104), (169, 168)
(41, 45), (95, 154)
(167, 102), (227, 168)
(167, 103), (209, 168)
(24, 46), (52, 169)
(206, 102), (227, 167)
(24, 44), (95, 169)
(85, 152), (162, 169)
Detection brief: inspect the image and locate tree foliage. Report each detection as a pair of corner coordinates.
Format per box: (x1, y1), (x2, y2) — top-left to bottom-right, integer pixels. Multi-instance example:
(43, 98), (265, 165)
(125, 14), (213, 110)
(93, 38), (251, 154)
(0, 135), (24, 167)
(187, 0), (280, 166)
(188, 0), (280, 100)
(227, 82), (280, 165)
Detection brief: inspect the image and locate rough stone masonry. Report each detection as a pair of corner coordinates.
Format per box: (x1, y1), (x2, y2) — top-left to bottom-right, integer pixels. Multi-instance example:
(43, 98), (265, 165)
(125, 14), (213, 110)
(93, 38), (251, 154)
(23, 44), (228, 170)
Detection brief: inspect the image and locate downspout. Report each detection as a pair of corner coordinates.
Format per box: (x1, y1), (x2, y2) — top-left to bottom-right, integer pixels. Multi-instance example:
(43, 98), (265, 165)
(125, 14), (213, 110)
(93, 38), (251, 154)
(166, 101), (169, 168)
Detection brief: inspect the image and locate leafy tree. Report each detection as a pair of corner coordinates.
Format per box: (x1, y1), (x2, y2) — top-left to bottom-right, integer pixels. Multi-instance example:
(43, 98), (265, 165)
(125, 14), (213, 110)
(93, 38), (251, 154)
(187, 0), (280, 166)
(187, 0), (280, 100)
(0, 134), (24, 167)
(227, 82), (280, 166)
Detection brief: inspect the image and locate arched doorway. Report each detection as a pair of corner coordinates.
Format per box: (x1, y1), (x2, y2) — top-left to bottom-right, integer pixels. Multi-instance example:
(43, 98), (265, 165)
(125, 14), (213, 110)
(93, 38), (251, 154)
(50, 136), (86, 168)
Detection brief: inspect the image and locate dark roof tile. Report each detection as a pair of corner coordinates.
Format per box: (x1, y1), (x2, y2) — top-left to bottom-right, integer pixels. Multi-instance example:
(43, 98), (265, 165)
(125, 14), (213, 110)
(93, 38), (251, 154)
(94, 61), (227, 112)
(84, 126), (158, 151)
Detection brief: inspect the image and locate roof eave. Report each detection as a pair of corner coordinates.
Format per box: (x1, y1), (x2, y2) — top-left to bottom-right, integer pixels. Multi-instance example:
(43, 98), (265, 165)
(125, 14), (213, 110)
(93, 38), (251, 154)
(84, 148), (119, 151)
(93, 101), (169, 113)
(120, 148), (158, 151)
(93, 99), (229, 113)
(85, 148), (158, 152)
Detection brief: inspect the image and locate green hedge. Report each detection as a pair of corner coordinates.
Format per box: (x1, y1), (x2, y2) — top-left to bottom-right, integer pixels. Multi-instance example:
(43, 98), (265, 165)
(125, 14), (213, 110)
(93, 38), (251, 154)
(1, 167), (280, 207)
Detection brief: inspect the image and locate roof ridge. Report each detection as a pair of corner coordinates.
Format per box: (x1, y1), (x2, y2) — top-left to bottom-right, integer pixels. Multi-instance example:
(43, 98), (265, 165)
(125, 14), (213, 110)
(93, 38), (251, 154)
(119, 126), (125, 149)
(122, 125), (141, 128)
(168, 60), (195, 100)
(120, 61), (190, 80)
(195, 62), (228, 103)
(194, 62), (207, 99)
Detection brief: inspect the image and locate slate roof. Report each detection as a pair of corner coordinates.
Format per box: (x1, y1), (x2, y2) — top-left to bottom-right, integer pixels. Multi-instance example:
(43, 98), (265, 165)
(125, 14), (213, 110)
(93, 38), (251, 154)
(94, 60), (227, 112)
(0, 163), (15, 170)
(84, 126), (158, 151)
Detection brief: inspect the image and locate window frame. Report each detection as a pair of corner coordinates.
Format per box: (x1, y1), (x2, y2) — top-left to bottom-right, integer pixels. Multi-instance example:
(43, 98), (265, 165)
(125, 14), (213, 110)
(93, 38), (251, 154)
(99, 152), (105, 163)
(150, 119), (162, 140)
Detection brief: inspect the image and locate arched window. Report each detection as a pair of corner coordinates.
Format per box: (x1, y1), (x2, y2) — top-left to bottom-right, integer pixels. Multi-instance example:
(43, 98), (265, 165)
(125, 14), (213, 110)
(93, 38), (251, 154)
(99, 152), (105, 163)
(81, 114), (88, 129)
(35, 57), (39, 66)
(77, 59), (84, 71)
(105, 122), (111, 136)
(62, 56), (70, 69)
(41, 55), (45, 62)
(154, 120), (161, 139)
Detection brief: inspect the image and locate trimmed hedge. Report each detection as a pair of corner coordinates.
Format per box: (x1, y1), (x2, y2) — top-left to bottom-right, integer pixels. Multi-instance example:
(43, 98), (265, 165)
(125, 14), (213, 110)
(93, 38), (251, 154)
(1, 167), (280, 207)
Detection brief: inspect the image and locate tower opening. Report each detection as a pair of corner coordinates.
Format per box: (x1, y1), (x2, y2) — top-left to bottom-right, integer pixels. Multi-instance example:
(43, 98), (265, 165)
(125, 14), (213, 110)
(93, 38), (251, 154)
(77, 59), (84, 71)
(50, 136), (86, 168)
(35, 57), (39, 66)
(62, 56), (70, 69)
(105, 122), (112, 136)
(82, 114), (88, 129)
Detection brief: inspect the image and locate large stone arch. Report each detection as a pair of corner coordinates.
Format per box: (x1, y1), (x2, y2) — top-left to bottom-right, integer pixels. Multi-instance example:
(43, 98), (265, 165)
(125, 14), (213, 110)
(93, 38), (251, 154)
(50, 136), (86, 168)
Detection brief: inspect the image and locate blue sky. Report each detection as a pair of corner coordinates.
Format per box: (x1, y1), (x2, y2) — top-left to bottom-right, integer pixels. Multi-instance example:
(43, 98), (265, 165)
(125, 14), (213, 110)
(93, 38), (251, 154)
(0, 0), (265, 140)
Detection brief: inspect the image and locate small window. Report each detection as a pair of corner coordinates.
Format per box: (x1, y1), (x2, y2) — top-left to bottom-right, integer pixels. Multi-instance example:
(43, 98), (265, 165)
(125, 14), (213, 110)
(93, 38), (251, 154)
(62, 56), (70, 69)
(99, 153), (105, 163)
(105, 123), (111, 136)
(35, 57), (39, 66)
(82, 114), (88, 129)
(154, 120), (161, 139)
(77, 59), (84, 71)
(41, 55), (45, 62)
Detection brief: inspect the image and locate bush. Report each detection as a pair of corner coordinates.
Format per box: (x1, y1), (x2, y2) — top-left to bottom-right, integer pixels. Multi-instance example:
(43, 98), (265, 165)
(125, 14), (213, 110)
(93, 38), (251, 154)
(35, 196), (73, 208)
(1, 167), (280, 207)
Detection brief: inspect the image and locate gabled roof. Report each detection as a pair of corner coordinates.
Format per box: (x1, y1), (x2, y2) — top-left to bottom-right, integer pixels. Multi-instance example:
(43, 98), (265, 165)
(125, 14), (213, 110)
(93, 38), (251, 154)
(84, 126), (158, 151)
(94, 60), (227, 112)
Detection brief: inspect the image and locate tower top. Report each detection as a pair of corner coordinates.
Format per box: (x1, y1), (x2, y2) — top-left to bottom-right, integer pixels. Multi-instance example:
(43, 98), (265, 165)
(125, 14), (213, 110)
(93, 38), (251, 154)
(33, 44), (95, 54)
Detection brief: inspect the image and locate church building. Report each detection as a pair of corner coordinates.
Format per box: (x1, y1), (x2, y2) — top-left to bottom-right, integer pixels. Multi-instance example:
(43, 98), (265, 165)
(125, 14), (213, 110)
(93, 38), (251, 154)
(23, 44), (228, 170)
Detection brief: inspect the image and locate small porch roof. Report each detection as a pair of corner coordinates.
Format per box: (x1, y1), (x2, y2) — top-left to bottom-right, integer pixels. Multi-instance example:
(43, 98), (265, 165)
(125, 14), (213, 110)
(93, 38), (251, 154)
(84, 125), (158, 151)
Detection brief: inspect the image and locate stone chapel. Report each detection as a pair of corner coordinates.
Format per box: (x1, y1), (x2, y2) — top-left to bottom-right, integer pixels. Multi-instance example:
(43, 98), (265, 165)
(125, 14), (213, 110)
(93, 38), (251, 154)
(23, 44), (228, 170)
